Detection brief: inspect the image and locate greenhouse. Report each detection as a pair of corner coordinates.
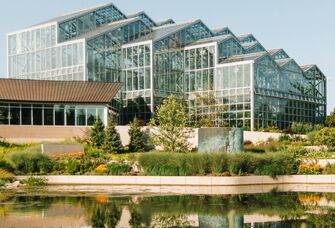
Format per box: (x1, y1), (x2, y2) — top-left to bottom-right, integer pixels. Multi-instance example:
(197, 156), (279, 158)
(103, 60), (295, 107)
(6, 3), (326, 130)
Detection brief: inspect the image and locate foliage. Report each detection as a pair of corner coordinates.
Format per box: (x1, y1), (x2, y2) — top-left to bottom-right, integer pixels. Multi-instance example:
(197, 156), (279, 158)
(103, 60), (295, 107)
(322, 164), (335, 174)
(291, 122), (323, 135)
(150, 96), (191, 153)
(108, 162), (132, 175)
(137, 151), (297, 177)
(245, 138), (284, 153)
(86, 147), (105, 158)
(285, 146), (332, 159)
(21, 177), (47, 186)
(90, 117), (105, 148)
(9, 150), (54, 175)
(315, 127), (335, 149)
(0, 168), (15, 180)
(0, 159), (14, 172)
(326, 109), (335, 127)
(103, 115), (123, 153)
(128, 117), (145, 152)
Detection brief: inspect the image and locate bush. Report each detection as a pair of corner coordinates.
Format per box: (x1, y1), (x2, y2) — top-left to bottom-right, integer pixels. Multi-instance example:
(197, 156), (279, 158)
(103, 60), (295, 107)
(298, 163), (322, 175)
(9, 150), (54, 175)
(315, 127), (335, 149)
(21, 177), (47, 186)
(279, 134), (291, 143)
(0, 168), (15, 180)
(322, 164), (335, 174)
(0, 159), (14, 172)
(65, 159), (81, 175)
(108, 162), (132, 175)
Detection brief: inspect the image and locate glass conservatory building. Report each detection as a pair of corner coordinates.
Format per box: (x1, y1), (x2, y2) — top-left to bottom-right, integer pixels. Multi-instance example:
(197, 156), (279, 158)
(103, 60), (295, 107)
(7, 3), (327, 130)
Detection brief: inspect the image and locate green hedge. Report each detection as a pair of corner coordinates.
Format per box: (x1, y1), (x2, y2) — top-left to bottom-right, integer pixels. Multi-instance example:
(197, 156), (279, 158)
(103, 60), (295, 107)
(137, 152), (298, 177)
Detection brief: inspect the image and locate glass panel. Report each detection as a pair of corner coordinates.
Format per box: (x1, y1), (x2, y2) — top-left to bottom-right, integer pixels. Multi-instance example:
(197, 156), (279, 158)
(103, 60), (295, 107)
(33, 106), (42, 125)
(44, 108), (54, 125)
(66, 108), (75, 126)
(21, 106), (31, 125)
(54, 106), (65, 126)
(87, 108), (96, 125)
(0, 105), (9, 125)
(76, 108), (86, 126)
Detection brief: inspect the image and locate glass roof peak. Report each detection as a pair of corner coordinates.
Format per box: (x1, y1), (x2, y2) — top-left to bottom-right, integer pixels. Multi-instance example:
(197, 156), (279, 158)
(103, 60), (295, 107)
(30, 3), (125, 28)
(66, 17), (145, 41)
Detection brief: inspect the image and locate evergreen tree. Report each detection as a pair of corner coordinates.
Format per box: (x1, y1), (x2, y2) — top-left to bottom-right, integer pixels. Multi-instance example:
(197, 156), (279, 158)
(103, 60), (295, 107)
(128, 117), (145, 152)
(103, 115), (123, 153)
(90, 117), (105, 148)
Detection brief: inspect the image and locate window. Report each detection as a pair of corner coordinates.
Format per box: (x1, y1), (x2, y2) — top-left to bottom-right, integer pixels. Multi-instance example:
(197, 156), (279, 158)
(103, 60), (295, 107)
(76, 108), (86, 126)
(54, 105), (65, 125)
(21, 105), (31, 125)
(66, 107), (75, 126)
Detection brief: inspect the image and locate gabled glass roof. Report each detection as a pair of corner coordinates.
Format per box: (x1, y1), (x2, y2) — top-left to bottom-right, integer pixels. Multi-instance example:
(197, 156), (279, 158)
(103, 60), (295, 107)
(301, 64), (326, 80)
(189, 34), (231, 46)
(32, 3), (126, 27)
(212, 27), (234, 36)
(220, 51), (268, 64)
(68, 17), (148, 41)
(268, 48), (290, 60)
(127, 11), (157, 27)
(156, 19), (175, 26)
(237, 34), (257, 44)
(128, 19), (211, 44)
(242, 41), (265, 50)
(275, 58), (292, 67)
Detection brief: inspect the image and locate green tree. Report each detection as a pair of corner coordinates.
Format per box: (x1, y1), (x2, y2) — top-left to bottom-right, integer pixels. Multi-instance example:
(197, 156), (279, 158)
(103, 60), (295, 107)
(90, 117), (105, 148)
(150, 96), (191, 153)
(326, 109), (335, 127)
(315, 127), (335, 149)
(128, 117), (145, 152)
(103, 115), (123, 153)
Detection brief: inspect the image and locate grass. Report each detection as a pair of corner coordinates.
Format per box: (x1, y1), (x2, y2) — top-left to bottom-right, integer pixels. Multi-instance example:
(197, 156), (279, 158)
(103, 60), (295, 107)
(137, 151), (297, 178)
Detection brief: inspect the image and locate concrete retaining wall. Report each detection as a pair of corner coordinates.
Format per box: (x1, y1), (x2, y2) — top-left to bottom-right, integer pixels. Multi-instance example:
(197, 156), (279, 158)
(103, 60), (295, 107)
(16, 175), (335, 186)
(2, 125), (301, 146)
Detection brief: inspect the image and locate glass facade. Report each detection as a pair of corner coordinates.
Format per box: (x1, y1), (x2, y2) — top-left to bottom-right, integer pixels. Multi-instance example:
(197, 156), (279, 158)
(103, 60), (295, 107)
(6, 3), (327, 130)
(0, 103), (106, 126)
(8, 24), (85, 81)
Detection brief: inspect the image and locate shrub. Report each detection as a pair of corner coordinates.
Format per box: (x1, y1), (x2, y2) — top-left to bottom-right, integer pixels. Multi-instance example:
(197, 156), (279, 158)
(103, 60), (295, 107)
(291, 122), (313, 134)
(0, 159), (14, 172)
(90, 117), (105, 148)
(104, 115), (124, 153)
(0, 168), (15, 180)
(322, 164), (335, 174)
(9, 150), (54, 175)
(128, 117), (145, 152)
(21, 177), (47, 186)
(65, 159), (80, 175)
(86, 147), (105, 158)
(279, 134), (291, 143)
(108, 163), (131, 175)
(315, 127), (335, 149)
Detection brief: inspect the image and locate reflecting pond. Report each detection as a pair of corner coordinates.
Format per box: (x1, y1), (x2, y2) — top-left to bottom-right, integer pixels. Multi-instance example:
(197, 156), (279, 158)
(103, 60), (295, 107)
(1, 190), (335, 227)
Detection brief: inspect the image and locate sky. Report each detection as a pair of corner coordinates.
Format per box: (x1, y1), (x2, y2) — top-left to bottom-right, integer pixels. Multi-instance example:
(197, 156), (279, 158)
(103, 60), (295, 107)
(0, 0), (334, 114)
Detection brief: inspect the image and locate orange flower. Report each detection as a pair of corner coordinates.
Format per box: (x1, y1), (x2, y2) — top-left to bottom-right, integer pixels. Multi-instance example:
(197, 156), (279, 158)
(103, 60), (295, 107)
(96, 195), (108, 204)
(299, 194), (321, 204)
(95, 164), (108, 173)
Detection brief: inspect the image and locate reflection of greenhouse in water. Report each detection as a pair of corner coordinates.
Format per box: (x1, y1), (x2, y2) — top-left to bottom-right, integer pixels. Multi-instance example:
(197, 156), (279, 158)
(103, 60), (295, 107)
(6, 2), (327, 130)
(1, 193), (335, 227)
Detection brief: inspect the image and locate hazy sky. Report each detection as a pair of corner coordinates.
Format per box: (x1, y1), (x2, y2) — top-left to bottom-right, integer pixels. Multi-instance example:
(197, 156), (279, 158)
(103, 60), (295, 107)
(0, 0), (334, 114)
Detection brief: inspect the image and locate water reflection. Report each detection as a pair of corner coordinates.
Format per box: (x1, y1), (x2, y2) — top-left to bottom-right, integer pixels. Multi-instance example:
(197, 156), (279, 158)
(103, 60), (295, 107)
(0, 191), (335, 227)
